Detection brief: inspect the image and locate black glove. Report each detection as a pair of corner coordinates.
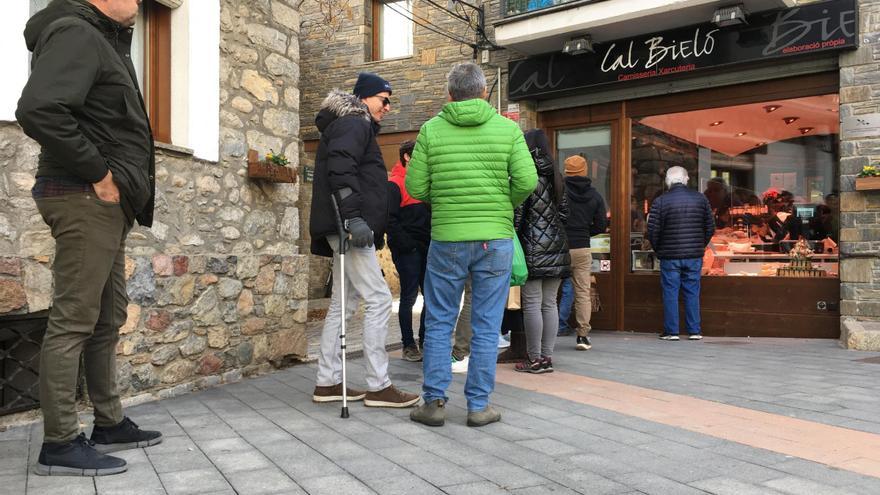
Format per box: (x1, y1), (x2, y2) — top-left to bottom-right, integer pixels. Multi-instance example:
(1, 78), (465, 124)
(345, 217), (374, 248)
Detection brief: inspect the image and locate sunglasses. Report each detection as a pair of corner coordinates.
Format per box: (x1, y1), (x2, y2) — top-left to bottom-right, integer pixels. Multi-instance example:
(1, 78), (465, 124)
(376, 96), (391, 107)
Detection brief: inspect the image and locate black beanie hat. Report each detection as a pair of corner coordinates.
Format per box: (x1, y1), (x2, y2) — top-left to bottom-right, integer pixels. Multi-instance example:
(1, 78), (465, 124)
(353, 72), (393, 99)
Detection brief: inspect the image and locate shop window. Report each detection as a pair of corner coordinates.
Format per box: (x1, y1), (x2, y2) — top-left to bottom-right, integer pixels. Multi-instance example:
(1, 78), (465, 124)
(371, 0), (413, 61)
(556, 126), (612, 272)
(630, 94), (840, 278)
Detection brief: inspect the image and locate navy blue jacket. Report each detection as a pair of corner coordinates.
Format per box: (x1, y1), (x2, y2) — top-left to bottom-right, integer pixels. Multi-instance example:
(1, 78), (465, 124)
(647, 184), (715, 260)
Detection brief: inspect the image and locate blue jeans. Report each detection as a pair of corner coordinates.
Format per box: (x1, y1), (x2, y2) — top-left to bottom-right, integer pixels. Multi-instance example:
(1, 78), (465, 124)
(422, 239), (512, 412)
(659, 258), (703, 335)
(391, 249), (427, 348)
(557, 278), (573, 334)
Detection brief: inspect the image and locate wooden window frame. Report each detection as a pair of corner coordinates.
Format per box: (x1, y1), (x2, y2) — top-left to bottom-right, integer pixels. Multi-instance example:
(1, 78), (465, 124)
(371, 0), (381, 61)
(144, 0), (172, 143)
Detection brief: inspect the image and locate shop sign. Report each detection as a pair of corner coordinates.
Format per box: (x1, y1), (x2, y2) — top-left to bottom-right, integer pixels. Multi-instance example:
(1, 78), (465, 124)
(502, 103), (520, 121)
(841, 114), (880, 138)
(508, 0), (856, 100)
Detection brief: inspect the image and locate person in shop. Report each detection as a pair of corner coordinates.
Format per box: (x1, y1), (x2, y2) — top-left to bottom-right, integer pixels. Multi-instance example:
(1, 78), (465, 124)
(386, 140), (431, 363)
(765, 190), (803, 245)
(513, 129), (571, 373)
(647, 166), (715, 341)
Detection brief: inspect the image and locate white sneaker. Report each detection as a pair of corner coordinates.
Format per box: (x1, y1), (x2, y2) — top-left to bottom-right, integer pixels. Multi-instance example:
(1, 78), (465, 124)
(451, 355), (469, 374)
(498, 334), (511, 349)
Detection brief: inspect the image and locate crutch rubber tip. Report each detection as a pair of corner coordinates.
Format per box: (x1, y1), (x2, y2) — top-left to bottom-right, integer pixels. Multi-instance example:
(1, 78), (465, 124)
(341, 407), (350, 419)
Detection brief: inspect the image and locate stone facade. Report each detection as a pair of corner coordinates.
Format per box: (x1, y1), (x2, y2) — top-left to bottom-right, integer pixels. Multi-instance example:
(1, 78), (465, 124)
(838, 0), (880, 348)
(0, 0), (308, 408)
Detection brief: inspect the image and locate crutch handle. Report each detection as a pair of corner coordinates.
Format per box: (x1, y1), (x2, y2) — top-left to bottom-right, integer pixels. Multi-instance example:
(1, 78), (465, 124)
(330, 194), (347, 254)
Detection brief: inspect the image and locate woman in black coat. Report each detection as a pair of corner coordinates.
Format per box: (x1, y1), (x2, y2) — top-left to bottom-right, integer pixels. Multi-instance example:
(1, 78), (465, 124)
(513, 129), (571, 373)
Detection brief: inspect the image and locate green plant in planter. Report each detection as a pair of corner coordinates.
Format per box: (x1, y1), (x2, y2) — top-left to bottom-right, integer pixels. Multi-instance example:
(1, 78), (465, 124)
(265, 150), (290, 167)
(858, 164), (880, 178)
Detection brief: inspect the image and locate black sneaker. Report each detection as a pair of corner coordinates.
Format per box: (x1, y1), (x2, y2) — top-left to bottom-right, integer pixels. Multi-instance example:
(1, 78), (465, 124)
(35, 433), (127, 476)
(575, 336), (592, 351)
(90, 417), (163, 454)
(541, 356), (554, 373)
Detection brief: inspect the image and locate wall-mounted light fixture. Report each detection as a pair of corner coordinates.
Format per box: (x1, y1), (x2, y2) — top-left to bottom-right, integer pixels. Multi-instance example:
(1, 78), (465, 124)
(563, 36), (594, 55)
(783, 117), (800, 125)
(763, 105), (781, 113)
(712, 4), (748, 27)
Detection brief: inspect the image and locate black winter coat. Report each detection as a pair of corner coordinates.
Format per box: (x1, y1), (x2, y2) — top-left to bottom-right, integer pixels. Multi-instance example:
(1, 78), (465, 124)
(514, 149), (571, 279)
(564, 176), (607, 249)
(310, 90), (388, 257)
(647, 184), (715, 259)
(17, 0), (155, 227)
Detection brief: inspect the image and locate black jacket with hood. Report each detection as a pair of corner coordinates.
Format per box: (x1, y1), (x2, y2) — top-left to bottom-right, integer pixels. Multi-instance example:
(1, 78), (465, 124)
(514, 130), (570, 279)
(310, 90), (389, 257)
(564, 176), (607, 249)
(16, 0), (155, 227)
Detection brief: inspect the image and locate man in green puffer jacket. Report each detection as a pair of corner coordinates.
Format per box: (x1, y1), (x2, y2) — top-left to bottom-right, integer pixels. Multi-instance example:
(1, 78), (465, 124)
(407, 62), (536, 428)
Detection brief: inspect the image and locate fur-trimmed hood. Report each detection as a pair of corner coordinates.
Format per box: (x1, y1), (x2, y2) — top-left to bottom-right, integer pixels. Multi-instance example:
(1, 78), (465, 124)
(315, 89), (372, 133)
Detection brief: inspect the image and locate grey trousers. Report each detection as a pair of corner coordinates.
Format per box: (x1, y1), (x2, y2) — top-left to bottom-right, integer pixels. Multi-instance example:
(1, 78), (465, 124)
(316, 235), (393, 391)
(522, 277), (562, 360)
(35, 192), (129, 443)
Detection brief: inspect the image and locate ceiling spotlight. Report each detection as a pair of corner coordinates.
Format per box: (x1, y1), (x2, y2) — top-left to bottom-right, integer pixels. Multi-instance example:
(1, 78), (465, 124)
(783, 117), (799, 125)
(562, 35), (594, 55)
(736, 132), (747, 137)
(709, 121), (724, 127)
(763, 105), (781, 113)
(712, 4), (748, 27)
(799, 127), (814, 135)
(756, 142), (767, 147)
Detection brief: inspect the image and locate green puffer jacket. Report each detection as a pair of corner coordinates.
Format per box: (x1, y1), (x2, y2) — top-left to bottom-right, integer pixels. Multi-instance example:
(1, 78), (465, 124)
(406, 98), (537, 242)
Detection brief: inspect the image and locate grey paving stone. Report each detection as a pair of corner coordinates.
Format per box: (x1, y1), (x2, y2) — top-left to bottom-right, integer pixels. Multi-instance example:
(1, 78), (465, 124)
(147, 450), (214, 474)
(26, 474), (96, 495)
(611, 472), (708, 495)
(0, 473), (27, 495)
(158, 467), (232, 495)
(363, 474), (446, 495)
(516, 438), (586, 457)
(507, 484), (581, 494)
(404, 459), (485, 487)
(141, 436), (199, 455)
(268, 450), (346, 481)
(441, 481), (511, 495)
(223, 467), (304, 494)
(771, 458), (874, 488)
(469, 461), (551, 490)
(333, 455), (411, 481)
(195, 437), (252, 455)
(763, 476), (856, 495)
(297, 474), (375, 495)
(207, 450), (273, 474)
(93, 464), (165, 495)
(689, 476), (786, 495)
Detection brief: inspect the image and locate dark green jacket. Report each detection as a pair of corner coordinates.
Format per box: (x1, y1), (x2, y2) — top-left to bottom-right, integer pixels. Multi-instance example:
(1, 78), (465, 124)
(17, 0), (155, 227)
(406, 98), (536, 241)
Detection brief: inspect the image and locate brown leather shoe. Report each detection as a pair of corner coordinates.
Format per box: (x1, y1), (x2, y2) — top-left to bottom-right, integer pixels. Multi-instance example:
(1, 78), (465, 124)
(312, 383), (366, 403)
(364, 384), (420, 408)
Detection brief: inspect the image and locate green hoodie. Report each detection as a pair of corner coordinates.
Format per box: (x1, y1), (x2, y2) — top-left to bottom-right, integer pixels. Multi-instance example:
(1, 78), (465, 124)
(406, 98), (537, 242)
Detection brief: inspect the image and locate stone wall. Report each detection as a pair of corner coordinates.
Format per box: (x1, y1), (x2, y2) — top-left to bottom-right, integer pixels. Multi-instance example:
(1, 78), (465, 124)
(0, 0), (309, 406)
(838, 0), (880, 348)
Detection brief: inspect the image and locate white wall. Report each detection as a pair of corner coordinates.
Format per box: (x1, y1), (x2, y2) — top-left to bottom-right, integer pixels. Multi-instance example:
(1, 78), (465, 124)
(0, 3), (32, 122)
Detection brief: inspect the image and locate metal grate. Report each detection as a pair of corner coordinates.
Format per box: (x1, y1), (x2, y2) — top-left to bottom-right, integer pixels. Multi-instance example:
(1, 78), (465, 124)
(0, 312), (48, 415)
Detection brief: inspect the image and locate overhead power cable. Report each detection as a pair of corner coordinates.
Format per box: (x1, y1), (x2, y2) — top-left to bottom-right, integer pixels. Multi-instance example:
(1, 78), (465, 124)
(384, 2), (475, 47)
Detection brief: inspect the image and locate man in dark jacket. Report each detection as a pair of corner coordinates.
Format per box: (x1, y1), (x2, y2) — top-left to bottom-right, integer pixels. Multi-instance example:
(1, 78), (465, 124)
(647, 166), (715, 341)
(309, 73), (419, 408)
(387, 140), (431, 362)
(561, 155), (607, 351)
(15, 0), (161, 477)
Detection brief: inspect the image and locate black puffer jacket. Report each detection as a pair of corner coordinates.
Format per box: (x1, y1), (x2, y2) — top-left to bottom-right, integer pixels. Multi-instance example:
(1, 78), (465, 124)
(514, 131), (570, 279)
(17, 0), (155, 227)
(647, 184), (715, 259)
(310, 90), (388, 257)
(564, 176), (607, 249)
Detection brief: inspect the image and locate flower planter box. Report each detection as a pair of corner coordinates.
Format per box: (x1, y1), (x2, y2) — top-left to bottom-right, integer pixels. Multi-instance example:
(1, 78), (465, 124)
(246, 149), (297, 183)
(855, 176), (880, 191)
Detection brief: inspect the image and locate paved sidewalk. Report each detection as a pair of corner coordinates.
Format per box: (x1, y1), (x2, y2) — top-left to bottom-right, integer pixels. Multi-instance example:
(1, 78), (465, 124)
(2, 329), (880, 494)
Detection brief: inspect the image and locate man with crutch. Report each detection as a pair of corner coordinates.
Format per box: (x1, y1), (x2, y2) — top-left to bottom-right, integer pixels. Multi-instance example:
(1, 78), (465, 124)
(309, 73), (420, 409)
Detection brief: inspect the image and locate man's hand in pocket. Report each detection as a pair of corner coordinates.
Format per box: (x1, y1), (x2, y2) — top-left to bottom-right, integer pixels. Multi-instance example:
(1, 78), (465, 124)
(93, 170), (120, 203)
